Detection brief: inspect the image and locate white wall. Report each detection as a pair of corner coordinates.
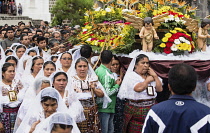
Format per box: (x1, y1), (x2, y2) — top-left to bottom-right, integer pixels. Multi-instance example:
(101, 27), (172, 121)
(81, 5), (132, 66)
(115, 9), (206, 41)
(15, 0), (51, 22)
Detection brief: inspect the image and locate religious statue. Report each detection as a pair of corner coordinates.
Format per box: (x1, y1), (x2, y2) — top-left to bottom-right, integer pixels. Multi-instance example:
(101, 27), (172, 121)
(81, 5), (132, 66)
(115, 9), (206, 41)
(139, 17), (159, 52)
(197, 19), (210, 51)
(123, 13), (168, 52)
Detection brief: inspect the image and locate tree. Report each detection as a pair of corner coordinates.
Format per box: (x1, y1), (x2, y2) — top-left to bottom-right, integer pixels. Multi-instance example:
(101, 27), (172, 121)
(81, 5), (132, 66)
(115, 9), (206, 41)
(51, 0), (94, 26)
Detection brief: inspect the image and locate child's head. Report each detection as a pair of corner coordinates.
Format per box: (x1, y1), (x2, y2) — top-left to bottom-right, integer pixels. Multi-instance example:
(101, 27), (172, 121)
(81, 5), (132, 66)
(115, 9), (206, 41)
(37, 36), (46, 49)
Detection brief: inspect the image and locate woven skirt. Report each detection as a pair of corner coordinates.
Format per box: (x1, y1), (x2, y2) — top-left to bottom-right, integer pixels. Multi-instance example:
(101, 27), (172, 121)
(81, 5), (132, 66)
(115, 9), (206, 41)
(0, 105), (20, 133)
(123, 100), (155, 133)
(77, 99), (101, 133)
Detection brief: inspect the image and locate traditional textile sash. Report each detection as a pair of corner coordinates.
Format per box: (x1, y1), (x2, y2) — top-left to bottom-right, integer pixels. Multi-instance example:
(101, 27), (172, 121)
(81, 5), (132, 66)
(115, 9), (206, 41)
(77, 99), (101, 133)
(128, 98), (156, 107)
(3, 105), (20, 113)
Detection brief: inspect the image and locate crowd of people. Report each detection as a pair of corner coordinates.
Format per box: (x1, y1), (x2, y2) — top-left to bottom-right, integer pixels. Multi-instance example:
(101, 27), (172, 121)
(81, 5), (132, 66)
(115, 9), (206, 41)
(0, 1), (22, 16)
(0, 20), (209, 133)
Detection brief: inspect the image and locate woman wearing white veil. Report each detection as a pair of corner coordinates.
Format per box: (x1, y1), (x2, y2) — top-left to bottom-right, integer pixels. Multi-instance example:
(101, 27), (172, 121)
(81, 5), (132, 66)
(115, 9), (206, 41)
(33, 112), (80, 133)
(21, 56), (44, 90)
(0, 62), (25, 133)
(15, 87), (70, 133)
(13, 77), (51, 132)
(68, 57), (111, 132)
(50, 71), (85, 123)
(55, 51), (73, 73)
(12, 44), (26, 60)
(117, 54), (162, 132)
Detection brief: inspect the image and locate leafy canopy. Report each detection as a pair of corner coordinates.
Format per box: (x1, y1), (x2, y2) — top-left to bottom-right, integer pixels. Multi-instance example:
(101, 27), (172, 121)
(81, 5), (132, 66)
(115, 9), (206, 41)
(51, 0), (94, 26)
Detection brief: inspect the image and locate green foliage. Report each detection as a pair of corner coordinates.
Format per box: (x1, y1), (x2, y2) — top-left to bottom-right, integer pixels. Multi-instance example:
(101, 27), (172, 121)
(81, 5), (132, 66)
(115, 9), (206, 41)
(51, 0), (94, 26)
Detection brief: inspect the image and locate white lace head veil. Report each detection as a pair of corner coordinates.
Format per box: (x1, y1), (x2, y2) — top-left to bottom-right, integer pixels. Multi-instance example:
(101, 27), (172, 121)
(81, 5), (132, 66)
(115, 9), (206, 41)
(23, 55), (43, 76)
(33, 112), (80, 133)
(9, 42), (21, 50)
(13, 44), (27, 59)
(25, 47), (40, 56)
(117, 55), (137, 99)
(72, 49), (81, 61)
(55, 51), (73, 72)
(15, 87), (69, 133)
(0, 45), (5, 64)
(68, 57), (111, 108)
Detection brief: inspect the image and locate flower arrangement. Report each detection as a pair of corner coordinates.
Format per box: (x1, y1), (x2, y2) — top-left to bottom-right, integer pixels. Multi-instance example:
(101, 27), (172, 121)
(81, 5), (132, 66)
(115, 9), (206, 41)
(135, 0), (197, 30)
(84, 7), (123, 24)
(78, 22), (136, 54)
(154, 27), (195, 55)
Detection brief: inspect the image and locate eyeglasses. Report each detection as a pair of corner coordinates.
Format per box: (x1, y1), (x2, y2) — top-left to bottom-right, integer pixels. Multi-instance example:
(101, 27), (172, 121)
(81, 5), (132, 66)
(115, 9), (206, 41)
(60, 47), (66, 48)
(61, 58), (72, 60)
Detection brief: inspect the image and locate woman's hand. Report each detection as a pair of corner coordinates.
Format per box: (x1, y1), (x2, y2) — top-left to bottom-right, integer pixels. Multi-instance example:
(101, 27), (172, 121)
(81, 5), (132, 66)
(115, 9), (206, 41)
(2, 87), (8, 96)
(29, 120), (40, 133)
(89, 81), (97, 89)
(148, 67), (157, 78)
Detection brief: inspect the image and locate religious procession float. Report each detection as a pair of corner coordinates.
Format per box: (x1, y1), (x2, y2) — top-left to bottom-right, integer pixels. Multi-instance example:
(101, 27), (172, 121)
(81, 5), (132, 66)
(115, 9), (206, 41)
(77, 0), (202, 56)
(74, 0), (210, 106)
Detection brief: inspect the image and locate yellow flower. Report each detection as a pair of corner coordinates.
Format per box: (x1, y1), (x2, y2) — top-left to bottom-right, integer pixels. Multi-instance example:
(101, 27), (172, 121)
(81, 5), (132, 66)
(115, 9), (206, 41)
(177, 44), (183, 50)
(159, 43), (166, 48)
(165, 33), (172, 38)
(170, 30), (177, 34)
(102, 11), (106, 16)
(162, 37), (168, 42)
(174, 27), (183, 32)
(187, 45), (191, 51)
(182, 43), (188, 50)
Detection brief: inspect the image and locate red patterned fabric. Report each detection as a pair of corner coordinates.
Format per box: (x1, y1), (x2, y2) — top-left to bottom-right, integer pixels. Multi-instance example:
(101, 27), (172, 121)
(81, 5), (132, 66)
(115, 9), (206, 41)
(123, 102), (154, 133)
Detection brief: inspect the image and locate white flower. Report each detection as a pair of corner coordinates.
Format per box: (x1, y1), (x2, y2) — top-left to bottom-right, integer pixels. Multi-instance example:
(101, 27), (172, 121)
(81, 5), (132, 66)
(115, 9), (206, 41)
(175, 17), (180, 22)
(168, 15), (174, 21)
(185, 40), (190, 44)
(86, 38), (91, 42)
(179, 37), (186, 42)
(95, 7), (101, 11)
(164, 17), (169, 22)
(105, 8), (111, 12)
(83, 29), (87, 32)
(174, 39), (181, 44)
(171, 44), (178, 51)
(122, 9), (133, 13)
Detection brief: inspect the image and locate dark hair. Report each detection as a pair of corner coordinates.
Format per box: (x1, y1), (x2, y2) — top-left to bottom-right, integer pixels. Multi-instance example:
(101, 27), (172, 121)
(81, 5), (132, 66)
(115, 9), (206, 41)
(6, 26), (14, 32)
(60, 52), (72, 59)
(28, 49), (37, 55)
(32, 34), (39, 41)
(37, 36), (46, 44)
(135, 54), (149, 65)
(112, 55), (121, 68)
(5, 56), (18, 65)
(15, 45), (26, 52)
(36, 29), (43, 35)
(43, 61), (56, 69)
(80, 45), (92, 59)
(41, 96), (57, 103)
(53, 72), (68, 83)
(75, 57), (88, 69)
(20, 34), (28, 40)
(168, 63), (197, 95)
(100, 50), (113, 64)
(31, 56), (43, 72)
(51, 55), (59, 61)
(2, 62), (15, 79)
(5, 49), (13, 55)
(201, 19), (210, 28)
(51, 124), (73, 131)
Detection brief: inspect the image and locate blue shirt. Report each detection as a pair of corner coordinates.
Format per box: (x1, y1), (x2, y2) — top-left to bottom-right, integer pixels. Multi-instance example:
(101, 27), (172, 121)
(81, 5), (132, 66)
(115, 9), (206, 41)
(142, 95), (210, 133)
